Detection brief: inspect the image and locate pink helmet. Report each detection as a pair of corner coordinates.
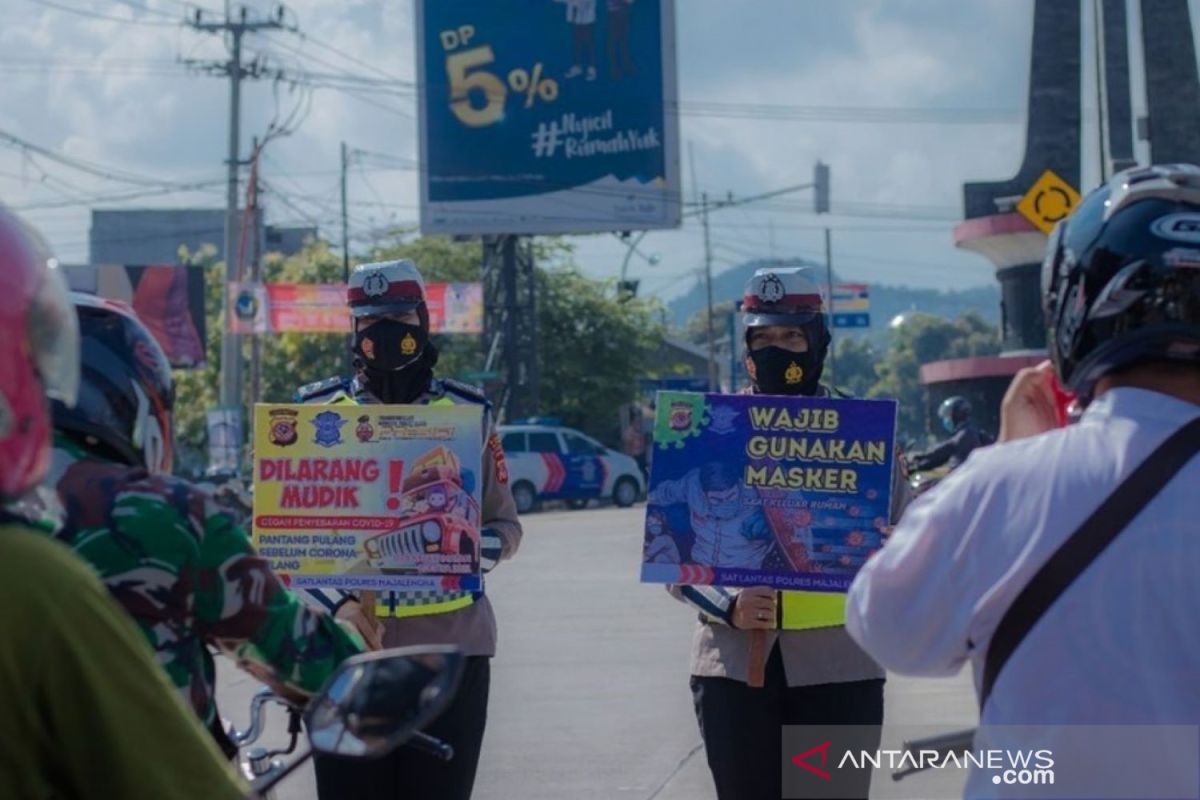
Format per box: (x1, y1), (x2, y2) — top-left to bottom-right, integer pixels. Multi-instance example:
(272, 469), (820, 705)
(0, 206), (79, 499)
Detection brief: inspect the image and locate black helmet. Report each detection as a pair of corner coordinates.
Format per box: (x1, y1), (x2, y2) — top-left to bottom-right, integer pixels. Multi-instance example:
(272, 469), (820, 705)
(938, 396), (972, 432)
(1042, 163), (1200, 400)
(51, 294), (175, 473)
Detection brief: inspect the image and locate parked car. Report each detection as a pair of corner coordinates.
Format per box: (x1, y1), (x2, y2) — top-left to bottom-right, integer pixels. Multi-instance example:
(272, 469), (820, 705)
(498, 421), (645, 514)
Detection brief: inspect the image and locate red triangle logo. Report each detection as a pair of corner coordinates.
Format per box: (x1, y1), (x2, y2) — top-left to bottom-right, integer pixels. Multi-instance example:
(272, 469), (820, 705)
(791, 741), (832, 780)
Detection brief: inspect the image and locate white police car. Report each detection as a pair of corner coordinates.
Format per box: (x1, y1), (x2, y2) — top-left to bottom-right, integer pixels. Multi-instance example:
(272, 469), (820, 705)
(498, 420), (645, 514)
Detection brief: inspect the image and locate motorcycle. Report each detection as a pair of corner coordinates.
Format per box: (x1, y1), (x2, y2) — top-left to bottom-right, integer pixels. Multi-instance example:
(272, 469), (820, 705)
(227, 645), (461, 798)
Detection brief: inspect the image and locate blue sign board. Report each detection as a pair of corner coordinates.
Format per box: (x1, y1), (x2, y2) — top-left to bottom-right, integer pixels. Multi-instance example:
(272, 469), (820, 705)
(831, 312), (871, 328)
(415, 0), (681, 235)
(641, 392), (898, 593)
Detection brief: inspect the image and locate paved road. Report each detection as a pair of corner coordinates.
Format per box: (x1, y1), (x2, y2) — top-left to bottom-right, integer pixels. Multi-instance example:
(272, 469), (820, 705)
(217, 505), (976, 799)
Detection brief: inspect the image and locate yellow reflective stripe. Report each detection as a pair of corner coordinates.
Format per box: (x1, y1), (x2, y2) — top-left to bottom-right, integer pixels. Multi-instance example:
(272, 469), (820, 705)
(780, 590), (847, 630)
(375, 593), (475, 618)
(430, 397), (454, 406)
(329, 392), (358, 405)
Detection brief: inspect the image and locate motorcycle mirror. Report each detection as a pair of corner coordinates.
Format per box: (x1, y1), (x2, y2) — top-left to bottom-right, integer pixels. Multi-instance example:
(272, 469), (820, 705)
(304, 645), (465, 759)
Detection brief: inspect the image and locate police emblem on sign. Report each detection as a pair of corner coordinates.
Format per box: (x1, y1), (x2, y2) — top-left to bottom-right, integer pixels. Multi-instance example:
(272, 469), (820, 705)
(669, 401), (693, 431)
(363, 271), (390, 298)
(756, 273), (786, 304)
(268, 408), (299, 447)
(312, 410), (347, 448)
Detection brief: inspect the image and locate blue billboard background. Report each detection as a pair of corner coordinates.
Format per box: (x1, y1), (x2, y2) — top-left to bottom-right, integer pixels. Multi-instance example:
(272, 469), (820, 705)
(417, 0), (680, 234)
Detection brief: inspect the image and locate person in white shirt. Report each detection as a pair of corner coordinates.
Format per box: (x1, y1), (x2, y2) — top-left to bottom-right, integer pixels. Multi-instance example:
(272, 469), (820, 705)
(847, 163), (1200, 798)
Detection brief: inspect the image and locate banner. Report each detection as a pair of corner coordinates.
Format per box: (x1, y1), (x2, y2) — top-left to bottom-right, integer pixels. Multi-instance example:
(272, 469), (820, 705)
(228, 282), (484, 334)
(64, 264), (207, 369)
(415, 0), (681, 234)
(426, 282), (485, 334)
(252, 403), (484, 592)
(640, 392), (897, 593)
(266, 283), (348, 333)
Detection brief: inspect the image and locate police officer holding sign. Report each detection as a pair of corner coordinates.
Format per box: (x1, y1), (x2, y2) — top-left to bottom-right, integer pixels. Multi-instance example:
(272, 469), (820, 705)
(666, 267), (909, 800)
(298, 259), (523, 800)
(848, 165), (1200, 799)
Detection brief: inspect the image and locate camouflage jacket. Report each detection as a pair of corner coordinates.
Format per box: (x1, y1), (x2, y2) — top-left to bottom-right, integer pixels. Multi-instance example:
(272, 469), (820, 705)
(46, 434), (364, 725)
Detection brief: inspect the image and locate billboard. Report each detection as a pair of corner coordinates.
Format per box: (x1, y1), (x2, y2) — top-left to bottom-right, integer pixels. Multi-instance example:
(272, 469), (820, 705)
(415, 0), (681, 235)
(228, 282), (484, 335)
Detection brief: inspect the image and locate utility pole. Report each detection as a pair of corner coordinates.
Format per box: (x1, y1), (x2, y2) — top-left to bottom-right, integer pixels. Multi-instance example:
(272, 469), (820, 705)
(700, 191), (717, 390)
(815, 160), (834, 383)
(187, 3), (291, 470)
(340, 141), (351, 281)
(824, 228), (835, 383)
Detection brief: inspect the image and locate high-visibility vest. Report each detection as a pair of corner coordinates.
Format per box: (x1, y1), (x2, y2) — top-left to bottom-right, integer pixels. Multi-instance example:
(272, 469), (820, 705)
(322, 389), (479, 620)
(780, 590), (847, 630)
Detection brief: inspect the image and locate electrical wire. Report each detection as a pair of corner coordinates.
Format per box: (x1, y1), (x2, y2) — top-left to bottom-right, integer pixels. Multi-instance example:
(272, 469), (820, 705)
(26, 0), (182, 26)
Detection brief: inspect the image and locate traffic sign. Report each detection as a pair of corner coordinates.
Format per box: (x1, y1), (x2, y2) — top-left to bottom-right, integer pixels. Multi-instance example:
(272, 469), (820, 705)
(831, 283), (870, 329)
(1017, 169), (1082, 234)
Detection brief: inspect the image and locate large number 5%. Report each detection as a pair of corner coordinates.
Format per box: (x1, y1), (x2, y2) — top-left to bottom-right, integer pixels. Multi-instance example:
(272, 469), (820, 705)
(447, 46), (559, 128)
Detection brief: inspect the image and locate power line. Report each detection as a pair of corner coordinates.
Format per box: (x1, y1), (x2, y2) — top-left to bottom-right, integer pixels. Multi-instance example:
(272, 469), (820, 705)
(26, 0), (181, 26)
(0, 128), (219, 187)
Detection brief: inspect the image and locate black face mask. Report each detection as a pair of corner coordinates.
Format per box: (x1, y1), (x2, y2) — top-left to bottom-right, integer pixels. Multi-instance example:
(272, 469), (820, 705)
(750, 346), (822, 396)
(353, 319), (427, 372)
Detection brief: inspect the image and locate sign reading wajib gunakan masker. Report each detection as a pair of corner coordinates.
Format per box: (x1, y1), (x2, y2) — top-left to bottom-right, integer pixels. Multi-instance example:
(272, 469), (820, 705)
(252, 403), (484, 593)
(640, 392), (898, 593)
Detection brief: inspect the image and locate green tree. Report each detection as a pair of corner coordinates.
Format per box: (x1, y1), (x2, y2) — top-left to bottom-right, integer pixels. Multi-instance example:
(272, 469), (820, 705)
(827, 336), (879, 398)
(869, 312), (1001, 442)
(535, 266), (665, 444)
(682, 300), (736, 346)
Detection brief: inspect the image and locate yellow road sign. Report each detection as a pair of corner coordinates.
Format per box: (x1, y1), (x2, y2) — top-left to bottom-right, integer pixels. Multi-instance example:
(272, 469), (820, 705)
(1017, 169), (1082, 234)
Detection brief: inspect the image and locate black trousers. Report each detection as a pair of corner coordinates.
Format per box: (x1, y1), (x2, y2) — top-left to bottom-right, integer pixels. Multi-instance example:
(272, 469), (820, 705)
(691, 645), (884, 800)
(314, 655), (490, 800)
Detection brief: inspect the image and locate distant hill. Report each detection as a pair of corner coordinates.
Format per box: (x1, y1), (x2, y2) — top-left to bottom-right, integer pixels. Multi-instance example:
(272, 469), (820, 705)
(665, 258), (1000, 342)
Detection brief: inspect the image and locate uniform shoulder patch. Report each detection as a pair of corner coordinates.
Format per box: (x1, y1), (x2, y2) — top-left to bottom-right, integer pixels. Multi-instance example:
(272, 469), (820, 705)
(439, 378), (490, 407)
(295, 376), (352, 403)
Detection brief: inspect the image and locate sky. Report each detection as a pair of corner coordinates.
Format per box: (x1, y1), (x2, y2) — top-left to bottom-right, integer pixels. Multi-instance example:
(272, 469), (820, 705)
(0, 0), (1182, 302)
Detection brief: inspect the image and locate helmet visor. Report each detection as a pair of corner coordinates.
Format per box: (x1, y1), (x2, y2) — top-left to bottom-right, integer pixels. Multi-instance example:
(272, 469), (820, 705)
(28, 262), (79, 407)
(743, 310), (820, 328)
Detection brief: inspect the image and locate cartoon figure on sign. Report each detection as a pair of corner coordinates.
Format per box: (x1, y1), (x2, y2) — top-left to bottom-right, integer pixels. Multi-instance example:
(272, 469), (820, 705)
(355, 414), (374, 443)
(761, 499), (814, 570)
(312, 410), (346, 448)
(648, 462), (774, 570)
(644, 510), (681, 564)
